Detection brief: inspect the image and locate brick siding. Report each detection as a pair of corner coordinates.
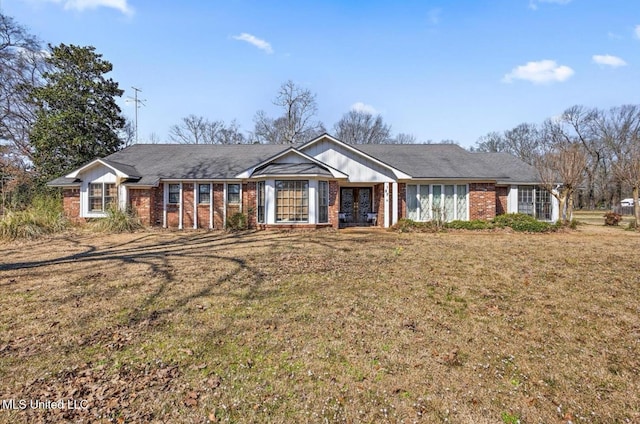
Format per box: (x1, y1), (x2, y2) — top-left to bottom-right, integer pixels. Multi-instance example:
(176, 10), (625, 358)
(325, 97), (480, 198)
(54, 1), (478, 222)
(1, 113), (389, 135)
(469, 183), (496, 220)
(496, 186), (508, 216)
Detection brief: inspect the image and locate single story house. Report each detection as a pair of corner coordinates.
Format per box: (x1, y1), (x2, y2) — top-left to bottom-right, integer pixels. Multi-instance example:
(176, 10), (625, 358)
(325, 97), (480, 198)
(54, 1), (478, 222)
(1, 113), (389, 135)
(48, 133), (559, 229)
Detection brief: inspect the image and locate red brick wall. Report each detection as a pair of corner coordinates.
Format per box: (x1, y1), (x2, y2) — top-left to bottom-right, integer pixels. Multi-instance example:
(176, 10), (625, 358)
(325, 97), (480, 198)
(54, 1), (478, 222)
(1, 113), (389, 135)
(397, 183), (406, 221)
(469, 183), (496, 220)
(374, 184), (385, 227)
(496, 186), (508, 216)
(213, 183), (224, 229)
(129, 188), (152, 226)
(328, 180), (339, 229)
(62, 188), (82, 222)
(243, 182), (257, 229)
(197, 205), (210, 228)
(182, 183), (195, 229)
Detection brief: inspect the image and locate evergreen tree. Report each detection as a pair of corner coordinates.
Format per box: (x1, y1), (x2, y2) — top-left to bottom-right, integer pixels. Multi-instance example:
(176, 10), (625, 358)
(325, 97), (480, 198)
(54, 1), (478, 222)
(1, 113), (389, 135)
(30, 44), (125, 180)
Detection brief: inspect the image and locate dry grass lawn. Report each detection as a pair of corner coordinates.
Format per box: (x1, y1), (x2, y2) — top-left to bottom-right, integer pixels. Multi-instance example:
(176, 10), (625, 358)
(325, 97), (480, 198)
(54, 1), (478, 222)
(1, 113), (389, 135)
(0, 223), (638, 423)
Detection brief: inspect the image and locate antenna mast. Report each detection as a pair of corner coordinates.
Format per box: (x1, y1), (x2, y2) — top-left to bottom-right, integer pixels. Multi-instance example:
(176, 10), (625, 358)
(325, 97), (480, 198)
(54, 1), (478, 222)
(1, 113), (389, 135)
(126, 87), (146, 143)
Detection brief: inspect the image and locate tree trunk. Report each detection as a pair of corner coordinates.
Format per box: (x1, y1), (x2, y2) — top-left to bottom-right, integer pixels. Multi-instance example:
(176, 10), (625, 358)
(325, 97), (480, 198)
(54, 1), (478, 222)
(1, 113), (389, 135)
(633, 185), (640, 229)
(558, 193), (567, 225)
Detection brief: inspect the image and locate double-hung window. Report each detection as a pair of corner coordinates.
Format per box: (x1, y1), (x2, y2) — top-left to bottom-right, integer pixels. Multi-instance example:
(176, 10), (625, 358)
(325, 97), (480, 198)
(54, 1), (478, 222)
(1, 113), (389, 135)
(276, 180), (308, 222)
(318, 181), (329, 223)
(89, 183), (117, 212)
(257, 181), (265, 224)
(168, 184), (180, 204)
(198, 184), (211, 204)
(227, 184), (241, 204)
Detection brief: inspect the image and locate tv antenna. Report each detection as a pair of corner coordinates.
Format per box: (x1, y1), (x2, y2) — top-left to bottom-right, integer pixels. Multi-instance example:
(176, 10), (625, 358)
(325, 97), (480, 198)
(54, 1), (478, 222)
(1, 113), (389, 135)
(126, 87), (146, 143)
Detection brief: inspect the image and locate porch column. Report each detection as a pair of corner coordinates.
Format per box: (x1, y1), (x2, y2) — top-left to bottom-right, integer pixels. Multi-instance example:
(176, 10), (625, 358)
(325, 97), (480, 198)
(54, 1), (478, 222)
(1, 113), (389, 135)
(193, 183), (198, 229)
(392, 182), (398, 225)
(384, 182), (390, 228)
(162, 183), (167, 228)
(178, 182), (183, 230)
(209, 183), (213, 229)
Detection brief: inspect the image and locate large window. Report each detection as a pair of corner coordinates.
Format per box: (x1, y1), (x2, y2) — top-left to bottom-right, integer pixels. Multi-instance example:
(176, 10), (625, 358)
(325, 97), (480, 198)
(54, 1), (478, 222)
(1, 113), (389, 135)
(276, 180), (308, 222)
(227, 183), (240, 204)
(89, 183), (116, 212)
(257, 181), (265, 224)
(519, 186), (552, 220)
(318, 181), (329, 223)
(168, 184), (180, 204)
(198, 184), (211, 204)
(407, 184), (467, 222)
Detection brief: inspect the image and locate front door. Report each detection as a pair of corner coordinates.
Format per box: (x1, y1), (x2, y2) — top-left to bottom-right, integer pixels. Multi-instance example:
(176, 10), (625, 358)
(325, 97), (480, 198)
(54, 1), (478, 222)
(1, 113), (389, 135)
(340, 188), (372, 225)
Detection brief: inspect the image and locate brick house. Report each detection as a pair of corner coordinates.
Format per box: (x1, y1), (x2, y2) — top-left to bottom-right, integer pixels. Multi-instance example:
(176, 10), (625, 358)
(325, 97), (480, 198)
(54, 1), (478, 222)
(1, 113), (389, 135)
(48, 134), (558, 229)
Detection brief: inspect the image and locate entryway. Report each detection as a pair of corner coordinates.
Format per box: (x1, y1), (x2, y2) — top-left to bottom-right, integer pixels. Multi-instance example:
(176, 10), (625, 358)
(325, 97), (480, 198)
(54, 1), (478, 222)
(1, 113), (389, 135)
(339, 187), (375, 226)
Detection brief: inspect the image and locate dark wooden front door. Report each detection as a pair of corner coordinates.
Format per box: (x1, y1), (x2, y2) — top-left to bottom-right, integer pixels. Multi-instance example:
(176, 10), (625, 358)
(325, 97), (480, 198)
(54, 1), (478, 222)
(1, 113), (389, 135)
(340, 187), (372, 224)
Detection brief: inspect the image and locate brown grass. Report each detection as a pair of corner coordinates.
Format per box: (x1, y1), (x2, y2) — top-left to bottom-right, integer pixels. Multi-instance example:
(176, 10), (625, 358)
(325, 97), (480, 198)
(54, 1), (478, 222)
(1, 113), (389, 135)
(0, 224), (638, 423)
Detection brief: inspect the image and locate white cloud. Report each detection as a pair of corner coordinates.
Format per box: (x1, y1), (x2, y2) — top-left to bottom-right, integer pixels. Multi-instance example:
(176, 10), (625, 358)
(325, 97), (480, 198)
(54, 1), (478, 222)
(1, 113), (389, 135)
(350, 102), (378, 114)
(502, 60), (574, 84)
(529, 0), (572, 10)
(635, 25), (640, 39)
(592, 54), (627, 68)
(232, 33), (273, 54)
(37, 0), (134, 16)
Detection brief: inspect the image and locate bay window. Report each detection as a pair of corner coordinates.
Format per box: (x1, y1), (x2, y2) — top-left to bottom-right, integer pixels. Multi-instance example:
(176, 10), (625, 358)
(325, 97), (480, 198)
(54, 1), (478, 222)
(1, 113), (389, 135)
(276, 180), (308, 222)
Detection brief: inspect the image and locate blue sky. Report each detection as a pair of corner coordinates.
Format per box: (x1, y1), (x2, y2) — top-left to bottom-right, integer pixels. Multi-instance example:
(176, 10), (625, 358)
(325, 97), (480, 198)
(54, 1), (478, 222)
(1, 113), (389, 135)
(4, 0), (640, 147)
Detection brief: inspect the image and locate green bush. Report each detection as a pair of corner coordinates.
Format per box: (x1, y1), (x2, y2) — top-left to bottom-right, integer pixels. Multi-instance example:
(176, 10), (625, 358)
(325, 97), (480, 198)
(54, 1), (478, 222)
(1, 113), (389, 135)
(446, 219), (492, 230)
(226, 212), (247, 231)
(492, 213), (553, 233)
(0, 194), (68, 240)
(390, 218), (436, 233)
(90, 205), (142, 233)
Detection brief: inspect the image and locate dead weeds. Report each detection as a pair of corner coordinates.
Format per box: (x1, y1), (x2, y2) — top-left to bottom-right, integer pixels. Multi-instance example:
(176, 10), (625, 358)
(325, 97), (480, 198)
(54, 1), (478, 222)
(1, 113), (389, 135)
(0, 226), (638, 423)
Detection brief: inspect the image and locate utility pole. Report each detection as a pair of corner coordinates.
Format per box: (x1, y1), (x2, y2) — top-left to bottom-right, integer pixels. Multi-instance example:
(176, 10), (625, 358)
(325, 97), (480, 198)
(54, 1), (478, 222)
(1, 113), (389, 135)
(126, 87), (146, 143)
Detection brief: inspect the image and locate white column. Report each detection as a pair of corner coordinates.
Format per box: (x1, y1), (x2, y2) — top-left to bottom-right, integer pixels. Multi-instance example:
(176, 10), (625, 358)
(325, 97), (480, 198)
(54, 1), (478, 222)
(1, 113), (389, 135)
(223, 183), (227, 229)
(178, 182), (183, 230)
(193, 183), (198, 229)
(209, 183), (213, 229)
(392, 182), (398, 225)
(384, 182), (390, 228)
(162, 183), (167, 228)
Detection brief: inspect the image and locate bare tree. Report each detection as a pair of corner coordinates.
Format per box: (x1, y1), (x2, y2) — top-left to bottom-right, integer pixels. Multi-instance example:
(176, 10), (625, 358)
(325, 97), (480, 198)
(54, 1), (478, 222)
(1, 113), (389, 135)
(537, 119), (588, 224)
(601, 105), (640, 227)
(119, 117), (135, 147)
(169, 115), (247, 144)
(503, 123), (542, 165)
(0, 13), (48, 164)
(333, 110), (391, 144)
(392, 133), (417, 144)
(471, 131), (506, 152)
(253, 80), (325, 144)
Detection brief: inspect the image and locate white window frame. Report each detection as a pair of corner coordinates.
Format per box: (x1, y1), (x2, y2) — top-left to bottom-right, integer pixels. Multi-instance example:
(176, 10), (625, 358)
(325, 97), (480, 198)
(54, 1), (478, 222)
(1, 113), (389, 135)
(406, 183), (469, 222)
(88, 182), (117, 213)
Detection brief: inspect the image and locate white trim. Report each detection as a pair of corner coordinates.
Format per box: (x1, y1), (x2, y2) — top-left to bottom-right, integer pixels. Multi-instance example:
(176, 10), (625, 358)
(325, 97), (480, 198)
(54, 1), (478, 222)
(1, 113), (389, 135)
(235, 147), (349, 180)
(178, 182), (183, 230)
(384, 182), (390, 228)
(209, 183), (214, 229)
(65, 159), (133, 179)
(223, 183), (227, 229)
(193, 183), (198, 229)
(392, 182), (398, 225)
(163, 183), (168, 228)
(299, 134), (412, 180)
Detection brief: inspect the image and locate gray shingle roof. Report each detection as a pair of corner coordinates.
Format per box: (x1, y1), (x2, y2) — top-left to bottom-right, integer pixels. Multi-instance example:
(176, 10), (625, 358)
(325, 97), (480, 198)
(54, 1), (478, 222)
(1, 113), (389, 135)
(355, 144), (540, 182)
(102, 144), (289, 185)
(48, 138), (541, 186)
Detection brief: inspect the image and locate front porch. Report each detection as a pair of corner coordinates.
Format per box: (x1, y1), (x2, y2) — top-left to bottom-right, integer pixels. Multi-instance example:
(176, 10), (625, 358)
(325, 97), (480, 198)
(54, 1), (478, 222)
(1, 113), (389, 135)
(337, 183), (401, 228)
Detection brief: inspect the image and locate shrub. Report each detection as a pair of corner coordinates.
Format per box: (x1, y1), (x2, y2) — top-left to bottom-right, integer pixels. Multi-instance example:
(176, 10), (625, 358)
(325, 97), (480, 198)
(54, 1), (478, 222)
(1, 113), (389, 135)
(446, 219), (492, 230)
(90, 205), (142, 233)
(492, 213), (553, 233)
(0, 194), (68, 240)
(603, 212), (622, 226)
(390, 218), (436, 233)
(226, 212), (247, 231)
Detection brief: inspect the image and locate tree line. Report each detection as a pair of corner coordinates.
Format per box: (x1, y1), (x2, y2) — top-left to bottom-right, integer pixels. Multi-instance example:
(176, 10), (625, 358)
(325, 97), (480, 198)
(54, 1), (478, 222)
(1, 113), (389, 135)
(471, 105), (640, 226)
